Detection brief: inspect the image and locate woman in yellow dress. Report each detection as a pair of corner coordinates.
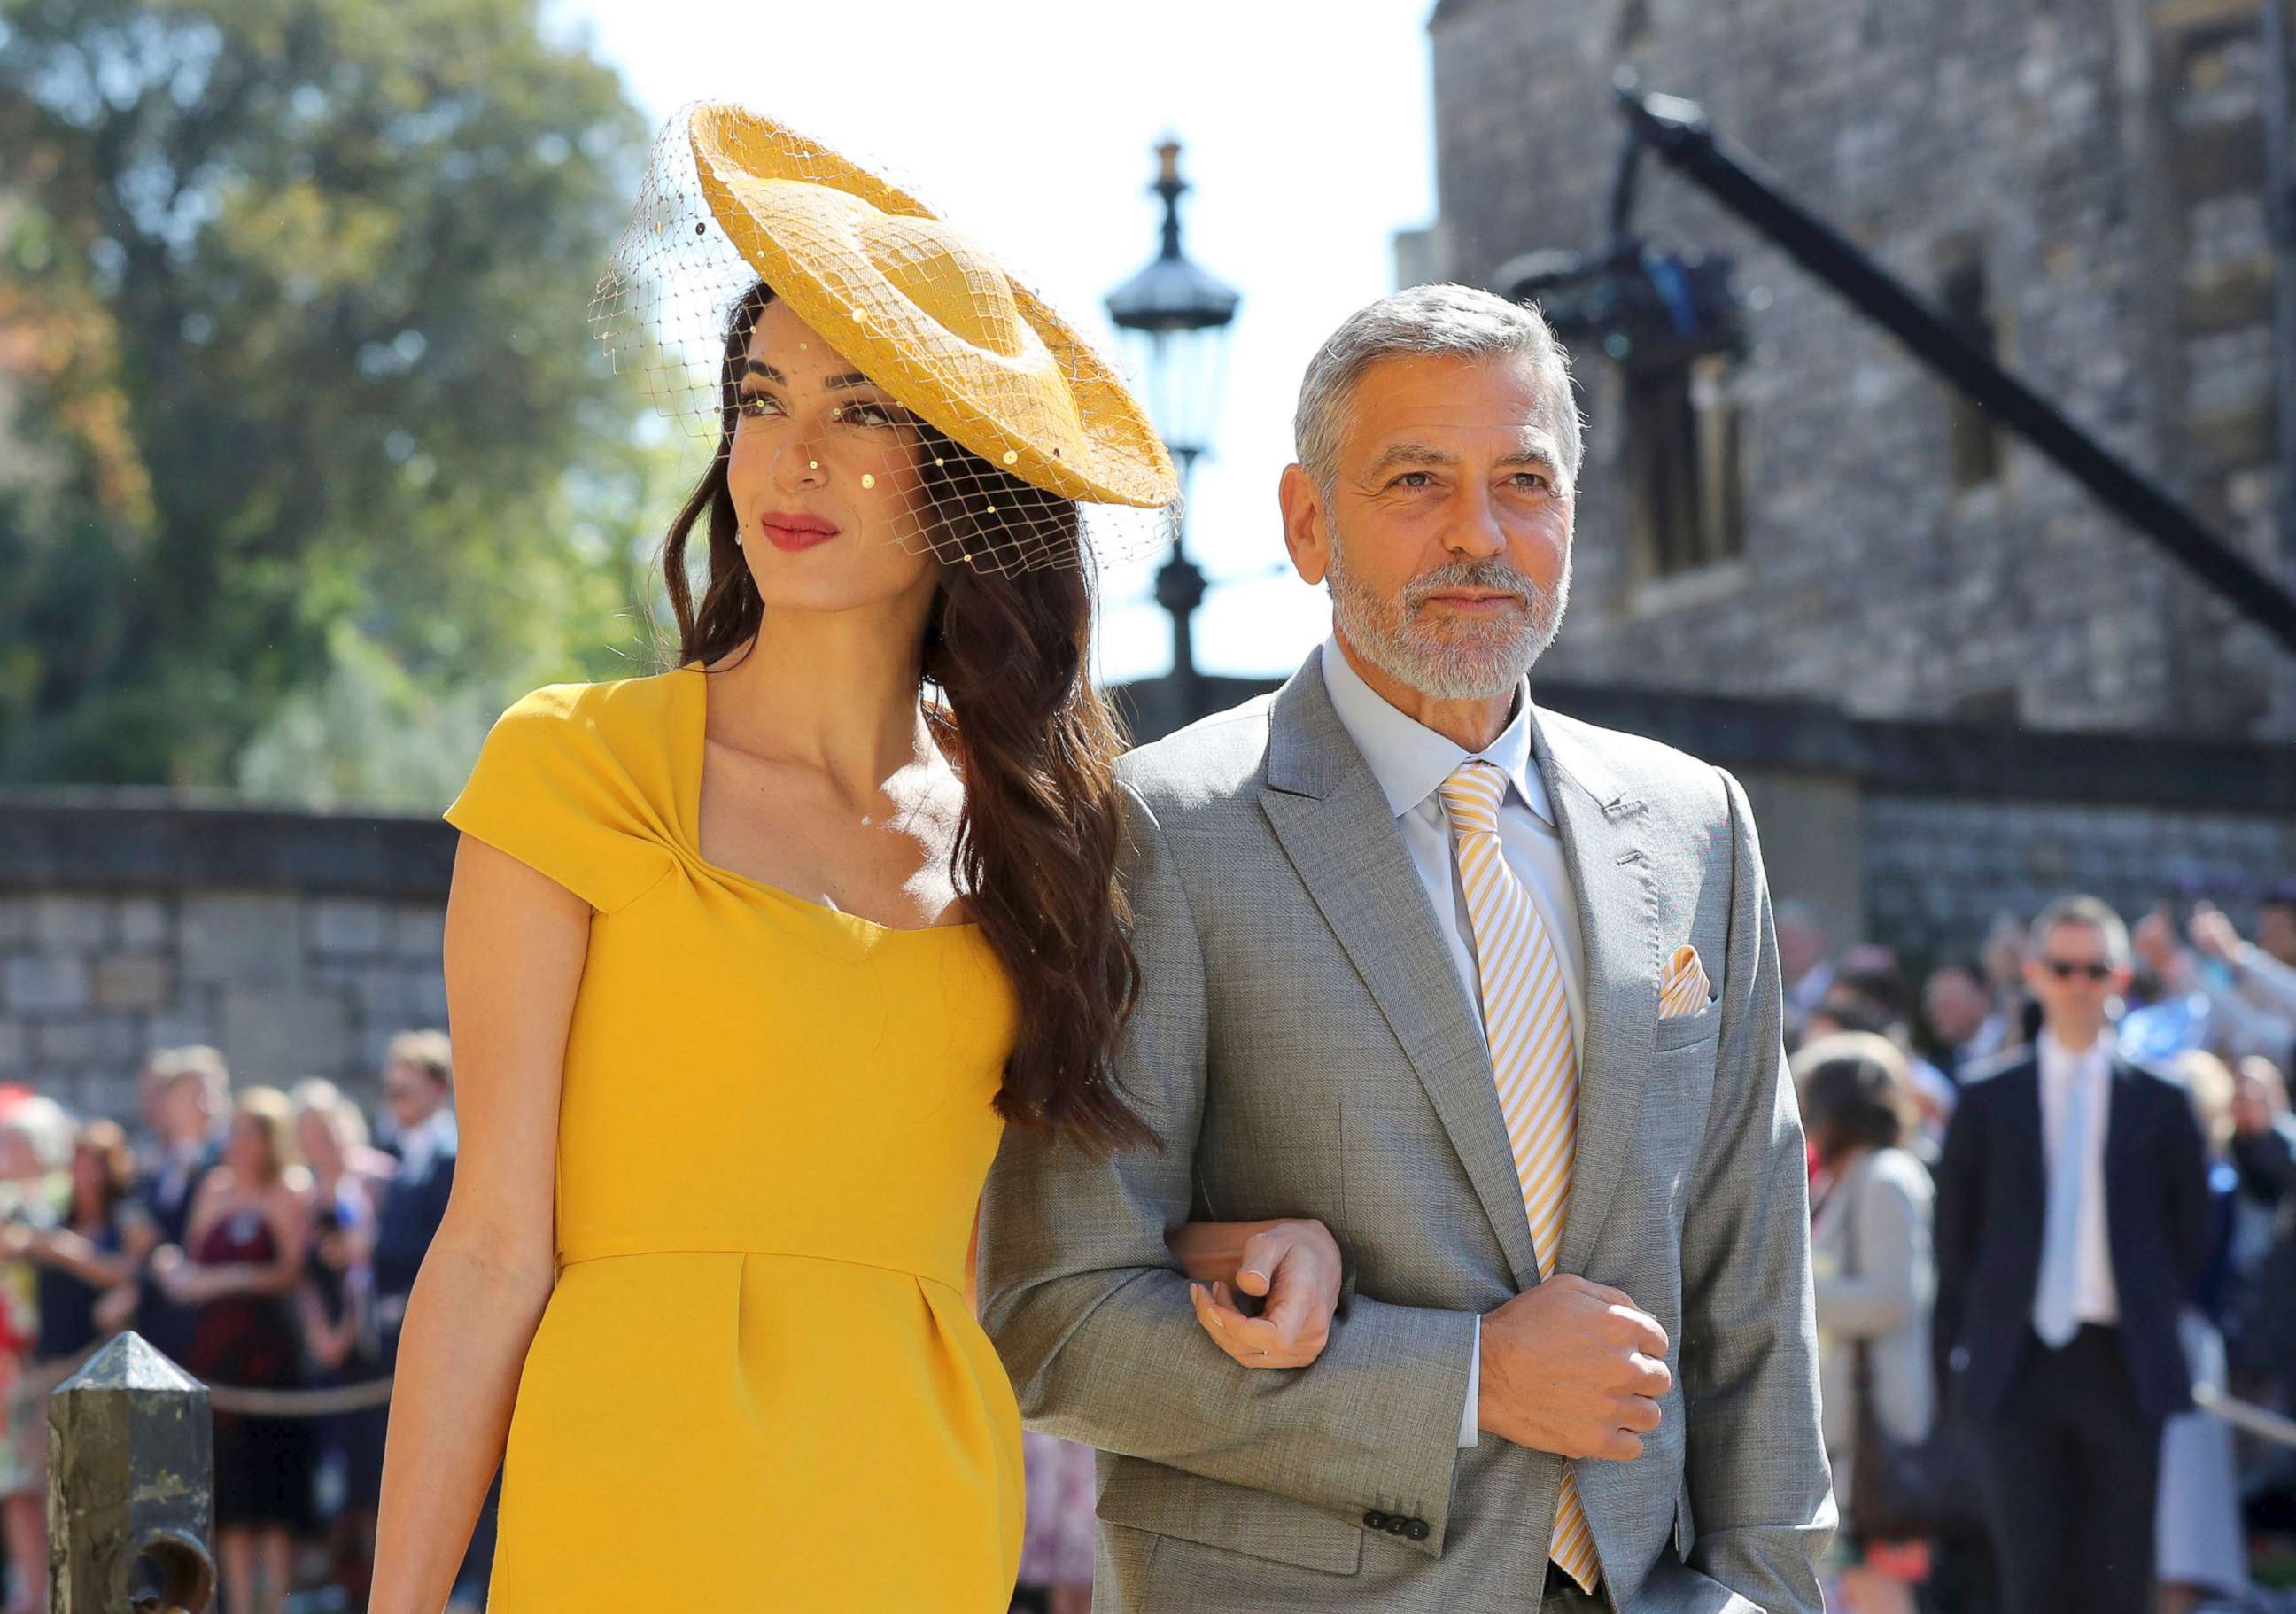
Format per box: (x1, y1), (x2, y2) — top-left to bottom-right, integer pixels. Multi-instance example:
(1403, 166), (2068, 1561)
(368, 107), (1342, 1611)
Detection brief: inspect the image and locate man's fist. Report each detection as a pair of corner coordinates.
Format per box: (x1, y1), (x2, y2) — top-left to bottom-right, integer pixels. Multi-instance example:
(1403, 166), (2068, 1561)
(1478, 1274), (1672, 1462)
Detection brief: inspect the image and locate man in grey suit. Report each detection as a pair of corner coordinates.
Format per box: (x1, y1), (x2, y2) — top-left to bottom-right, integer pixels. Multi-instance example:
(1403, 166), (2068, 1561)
(980, 284), (1831, 1613)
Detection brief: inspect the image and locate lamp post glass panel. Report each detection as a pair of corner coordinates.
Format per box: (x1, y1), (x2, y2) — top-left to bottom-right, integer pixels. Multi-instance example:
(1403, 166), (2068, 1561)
(1106, 138), (1239, 687)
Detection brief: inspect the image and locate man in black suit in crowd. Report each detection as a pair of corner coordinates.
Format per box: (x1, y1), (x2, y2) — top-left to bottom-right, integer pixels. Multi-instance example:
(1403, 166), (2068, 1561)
(370, 1028), (458, 1369)
(125, 1045), (230, 1365)
(1934, 895), (2211, 1614)
(367, 1028), (495, 1604)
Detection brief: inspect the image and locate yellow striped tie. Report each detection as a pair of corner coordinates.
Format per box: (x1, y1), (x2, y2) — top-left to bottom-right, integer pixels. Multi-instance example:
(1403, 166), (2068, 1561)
(1438, 759), (1601, 1596)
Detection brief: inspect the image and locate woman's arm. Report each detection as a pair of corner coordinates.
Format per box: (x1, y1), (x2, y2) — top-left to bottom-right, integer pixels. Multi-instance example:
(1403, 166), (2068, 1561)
(28, 1227), (136, 1290)
(368, 834), (588, 1614)
(298, 1284), (355, 1370)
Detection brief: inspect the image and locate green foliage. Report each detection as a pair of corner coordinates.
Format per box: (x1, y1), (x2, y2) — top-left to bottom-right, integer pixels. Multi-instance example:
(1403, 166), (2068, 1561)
(0, 0), (686, 798)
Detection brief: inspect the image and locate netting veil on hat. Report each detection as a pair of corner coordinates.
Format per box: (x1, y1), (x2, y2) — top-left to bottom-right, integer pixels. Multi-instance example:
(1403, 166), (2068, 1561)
(591, 104), (1181, 577)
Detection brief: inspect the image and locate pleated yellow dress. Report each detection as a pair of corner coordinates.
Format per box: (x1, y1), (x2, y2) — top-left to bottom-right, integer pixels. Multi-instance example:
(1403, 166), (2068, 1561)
(442, 663), (1023, 1610)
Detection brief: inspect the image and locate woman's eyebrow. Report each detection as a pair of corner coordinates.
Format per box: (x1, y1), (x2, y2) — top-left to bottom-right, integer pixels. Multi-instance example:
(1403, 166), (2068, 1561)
(739, 360), (880, 393)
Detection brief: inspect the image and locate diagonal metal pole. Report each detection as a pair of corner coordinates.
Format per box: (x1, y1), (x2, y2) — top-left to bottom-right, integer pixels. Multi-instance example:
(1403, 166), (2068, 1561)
(1615, 76), (2296, 660)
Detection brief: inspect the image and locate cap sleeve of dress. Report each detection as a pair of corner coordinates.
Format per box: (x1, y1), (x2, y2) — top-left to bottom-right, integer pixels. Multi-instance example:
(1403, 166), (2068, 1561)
(444, 683), (677, 914)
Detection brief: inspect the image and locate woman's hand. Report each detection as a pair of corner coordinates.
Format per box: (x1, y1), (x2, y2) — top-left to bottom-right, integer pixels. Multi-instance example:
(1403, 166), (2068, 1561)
(1169, 1217), (1343, 1370)
(149, 1245), (213, 1304)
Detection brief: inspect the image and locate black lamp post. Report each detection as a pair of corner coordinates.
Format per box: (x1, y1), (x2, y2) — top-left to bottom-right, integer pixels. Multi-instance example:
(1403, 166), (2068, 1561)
(1105, 137), (1240, 702)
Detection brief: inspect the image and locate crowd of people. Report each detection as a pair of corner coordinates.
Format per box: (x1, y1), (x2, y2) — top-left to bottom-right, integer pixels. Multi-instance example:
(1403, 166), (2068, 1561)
(1782, 890), (2296, 1614)
(0, 889), (2291, 1613)
(0, 1032), (472, 1614)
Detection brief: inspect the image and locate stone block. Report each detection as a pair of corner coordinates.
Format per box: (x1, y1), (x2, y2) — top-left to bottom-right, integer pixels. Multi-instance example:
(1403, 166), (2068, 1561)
(407, 973), (448, 1027)
(93, 957), (174, 1013)
(142, 1011), (216, 1056)
(32, 896), (107, 951)
(181, 893), (302, 988)
(390, 906), (445, 961)
(70, 1073), (139, 1123)
(309, 900), (389, 959)
(3, 956), (90, 1015)
(2153, 0), (2261, 33)
(2191, 403), (2272, 471)
(220, 988), (353, 1089)
(116, 898), (170, 950)
(2174, 117), (2267, 202)
(2179, 256), (2273, 334)
(33, 1019), (95, 1066)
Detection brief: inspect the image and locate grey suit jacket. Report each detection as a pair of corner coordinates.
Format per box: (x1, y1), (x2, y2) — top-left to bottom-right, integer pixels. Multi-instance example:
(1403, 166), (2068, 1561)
(979, 656), (1833, 1614)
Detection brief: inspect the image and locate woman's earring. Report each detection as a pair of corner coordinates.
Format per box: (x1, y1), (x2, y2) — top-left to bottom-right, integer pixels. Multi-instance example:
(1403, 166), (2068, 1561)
(734, 529), (745, 547)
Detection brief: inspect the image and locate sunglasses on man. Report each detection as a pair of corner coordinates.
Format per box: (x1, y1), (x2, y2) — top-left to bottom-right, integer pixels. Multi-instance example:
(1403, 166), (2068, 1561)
(2041, 958), (2114, 982)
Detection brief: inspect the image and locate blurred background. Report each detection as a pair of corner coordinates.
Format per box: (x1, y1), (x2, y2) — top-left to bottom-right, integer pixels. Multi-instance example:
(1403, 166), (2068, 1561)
(4, 0), (2296, 1610)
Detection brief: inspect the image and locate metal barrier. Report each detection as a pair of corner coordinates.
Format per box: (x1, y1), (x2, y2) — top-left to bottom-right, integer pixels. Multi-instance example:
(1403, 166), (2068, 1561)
(2195, 1381), (2296, 1450)
(47, 1331), (216, 1613)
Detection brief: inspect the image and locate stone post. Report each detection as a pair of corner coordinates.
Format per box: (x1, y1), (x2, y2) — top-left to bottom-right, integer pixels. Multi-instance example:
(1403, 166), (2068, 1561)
(47, 1332), (215, 1613)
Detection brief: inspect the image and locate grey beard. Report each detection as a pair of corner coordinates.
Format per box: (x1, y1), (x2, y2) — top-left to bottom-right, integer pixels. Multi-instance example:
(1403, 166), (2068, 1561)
(1327, 545), (1569, 701)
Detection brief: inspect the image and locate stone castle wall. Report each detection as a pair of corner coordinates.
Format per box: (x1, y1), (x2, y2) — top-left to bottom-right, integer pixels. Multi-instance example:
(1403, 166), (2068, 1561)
(1423, 0), (2296, 738)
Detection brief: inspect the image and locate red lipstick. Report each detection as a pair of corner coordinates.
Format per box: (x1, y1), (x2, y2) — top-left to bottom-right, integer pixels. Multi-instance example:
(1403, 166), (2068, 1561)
(756, 510), (840, 553)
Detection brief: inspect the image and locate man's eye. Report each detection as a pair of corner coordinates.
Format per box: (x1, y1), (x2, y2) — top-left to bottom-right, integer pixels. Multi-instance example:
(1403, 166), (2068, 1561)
(1512, 471), (1549, 489)
(1392, 471), (1433, 489)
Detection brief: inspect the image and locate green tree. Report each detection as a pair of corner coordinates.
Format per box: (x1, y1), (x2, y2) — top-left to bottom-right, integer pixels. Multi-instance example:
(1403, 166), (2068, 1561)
(0, 0), (677, 796)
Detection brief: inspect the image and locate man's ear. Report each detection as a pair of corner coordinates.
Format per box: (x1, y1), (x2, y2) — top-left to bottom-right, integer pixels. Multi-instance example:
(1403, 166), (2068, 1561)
(1278, 463), (1330, 586)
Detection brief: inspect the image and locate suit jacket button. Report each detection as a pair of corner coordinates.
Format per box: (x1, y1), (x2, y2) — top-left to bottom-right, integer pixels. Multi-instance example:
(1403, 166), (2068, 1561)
(1385, 1517), (1409, 1535)
(1362, 1510), (1388, 1531)
(1406, 1519), (1430, 1541)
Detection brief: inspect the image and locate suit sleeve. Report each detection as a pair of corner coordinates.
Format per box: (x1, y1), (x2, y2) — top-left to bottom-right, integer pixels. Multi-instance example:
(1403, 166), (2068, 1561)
(977, 781), (1478, 1557)
(2160, 1080), (2213, 1291)
(1929, 1084), (1986, 1403)
(1656, 768), (1833, 1614)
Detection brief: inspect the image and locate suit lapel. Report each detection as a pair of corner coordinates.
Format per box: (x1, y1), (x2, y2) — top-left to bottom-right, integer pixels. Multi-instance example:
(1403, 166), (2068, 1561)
(1532, 711), (1660, 1277)
(2005, 1059), (2046, 1238)
(2104, 1058), (2141, 1223)
(1259, 659), (1545, 1293)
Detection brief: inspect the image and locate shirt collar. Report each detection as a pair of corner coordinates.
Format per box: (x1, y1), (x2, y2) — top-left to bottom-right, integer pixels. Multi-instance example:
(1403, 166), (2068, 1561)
(2038, 1028), (2110, 1082)
(1319, 637), (1554, 826)
(399, 1107), (457, 1171)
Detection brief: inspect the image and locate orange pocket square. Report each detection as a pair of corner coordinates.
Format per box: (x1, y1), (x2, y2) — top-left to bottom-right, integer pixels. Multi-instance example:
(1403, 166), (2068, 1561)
(1658, 943), (1712, 1018)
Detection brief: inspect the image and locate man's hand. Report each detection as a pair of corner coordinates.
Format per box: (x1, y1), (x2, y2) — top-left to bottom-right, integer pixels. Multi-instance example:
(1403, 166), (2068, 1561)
(1478, 1274), (1672, 1461)
(1172, 1217), (1342, 1370)
(2190, 904), (2243, 964)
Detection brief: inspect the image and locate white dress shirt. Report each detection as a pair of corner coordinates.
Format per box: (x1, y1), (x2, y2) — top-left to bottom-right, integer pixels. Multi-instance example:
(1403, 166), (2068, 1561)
(395, 1106), (459, 1183)
(2034, 1030), (2120, 1332)
(1320, 638), (1590, 1449)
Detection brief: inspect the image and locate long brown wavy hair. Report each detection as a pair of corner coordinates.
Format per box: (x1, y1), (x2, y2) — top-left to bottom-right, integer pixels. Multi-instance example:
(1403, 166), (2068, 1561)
(660, 282), (1152, 1154)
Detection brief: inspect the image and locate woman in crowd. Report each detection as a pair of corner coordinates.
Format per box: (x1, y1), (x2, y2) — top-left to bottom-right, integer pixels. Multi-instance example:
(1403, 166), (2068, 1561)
(1796, 1031), (1936, 1614)
(157, 1086), (315, 1614)
(292, 1079), (392, 1596)
(0, 1116), (138, 1611)
(0, 1096), (86, 1613)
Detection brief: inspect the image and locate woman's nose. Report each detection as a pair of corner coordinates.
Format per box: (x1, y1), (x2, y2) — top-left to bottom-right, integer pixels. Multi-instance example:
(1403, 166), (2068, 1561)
(769, 432), (829, 493)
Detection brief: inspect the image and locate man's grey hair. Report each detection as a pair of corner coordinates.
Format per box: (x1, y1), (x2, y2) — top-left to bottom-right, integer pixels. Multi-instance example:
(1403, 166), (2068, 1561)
(2028, 894), (2132, 968)
(1293, 283), (1582, 499)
